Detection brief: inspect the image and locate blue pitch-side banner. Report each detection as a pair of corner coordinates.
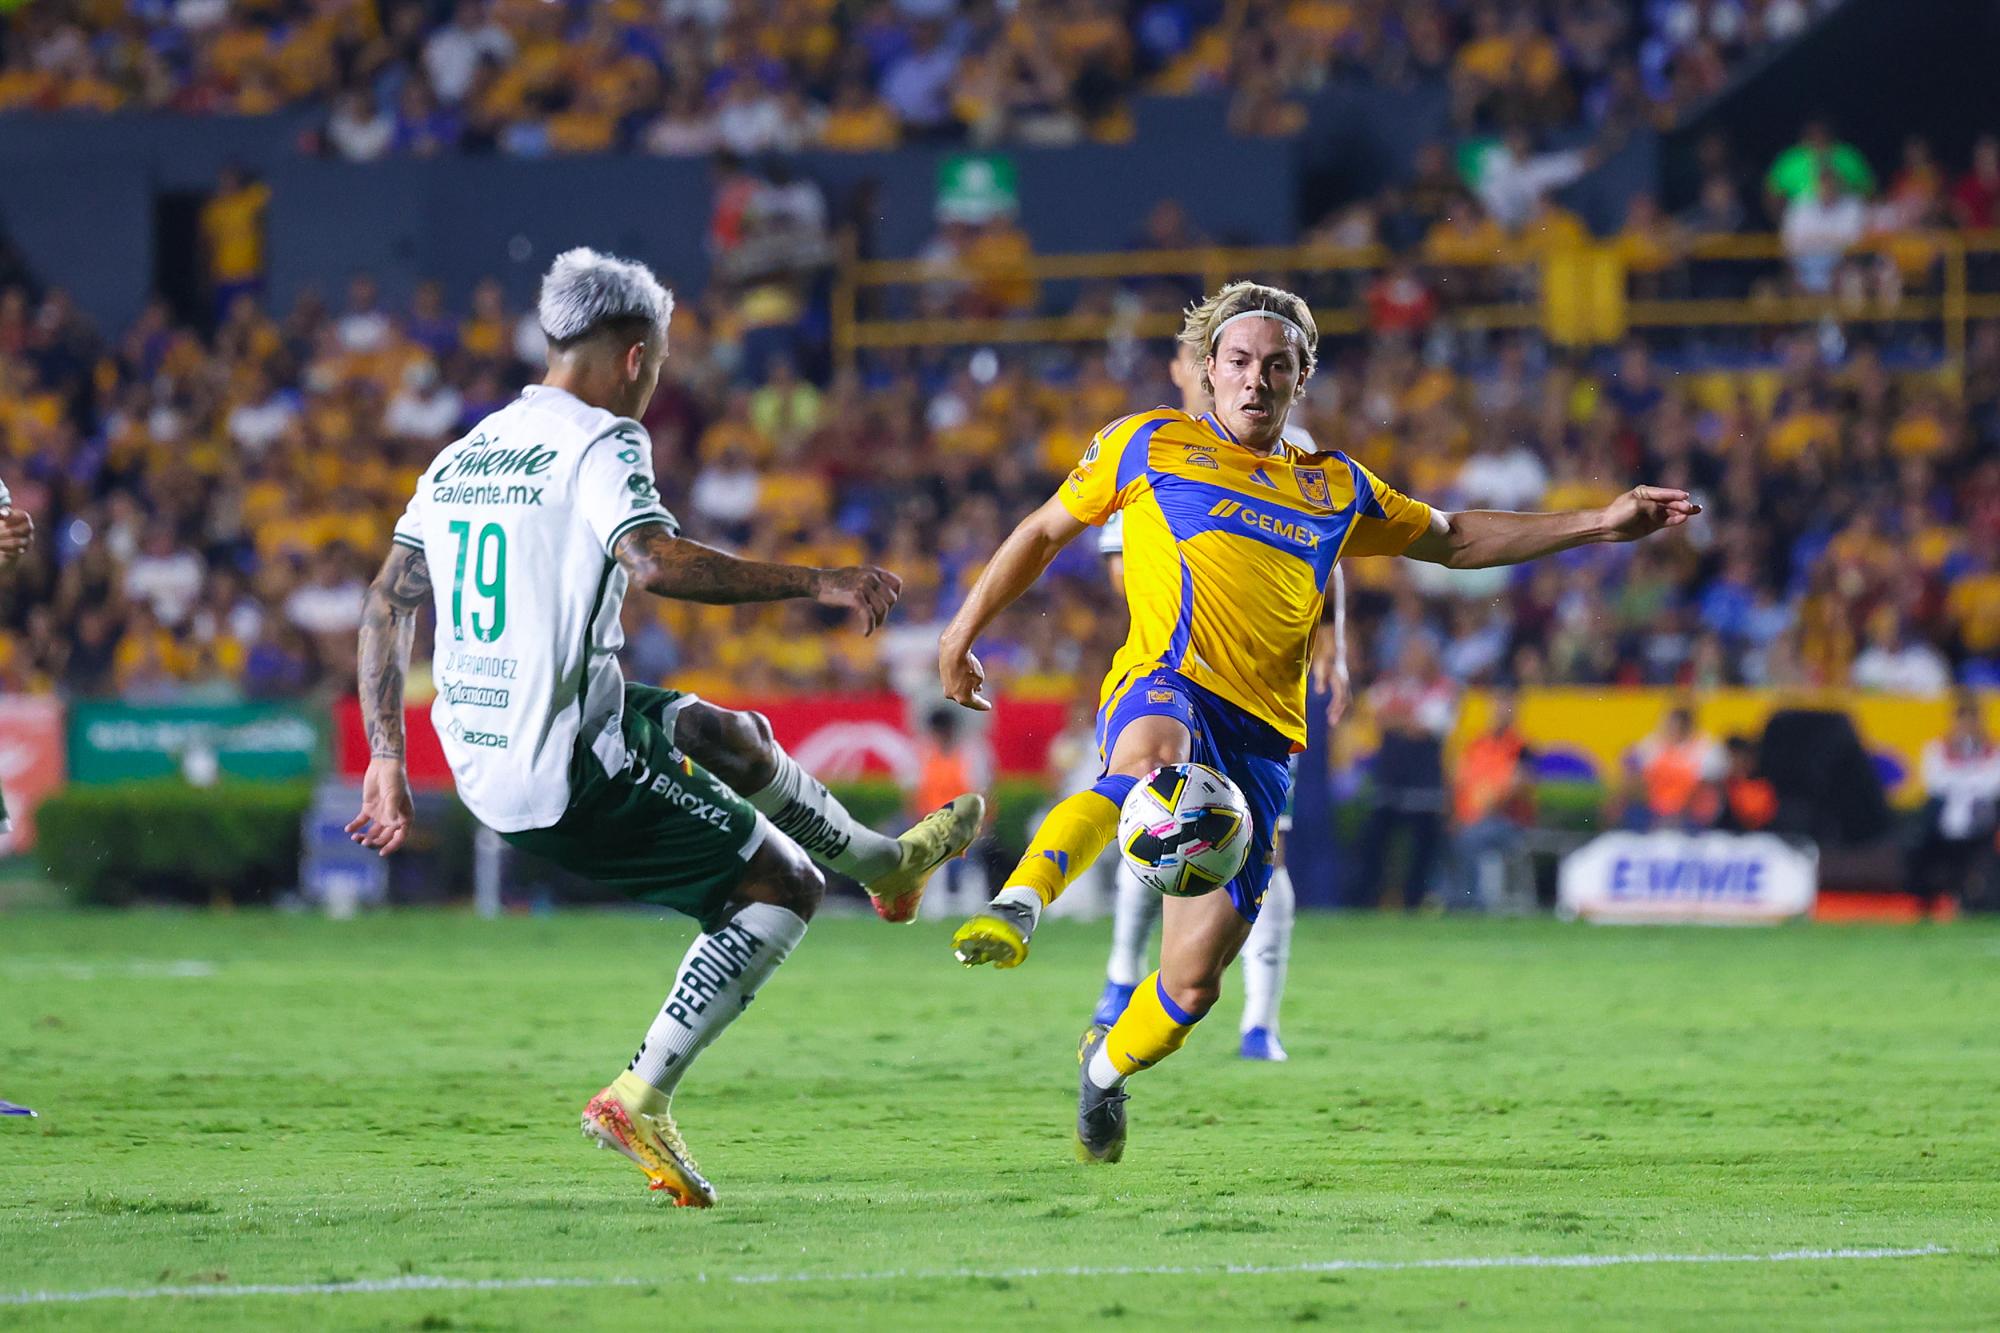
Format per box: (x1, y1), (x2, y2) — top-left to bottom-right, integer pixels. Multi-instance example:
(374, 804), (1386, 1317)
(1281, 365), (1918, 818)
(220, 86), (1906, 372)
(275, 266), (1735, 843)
(1558, 832), (1819, 925)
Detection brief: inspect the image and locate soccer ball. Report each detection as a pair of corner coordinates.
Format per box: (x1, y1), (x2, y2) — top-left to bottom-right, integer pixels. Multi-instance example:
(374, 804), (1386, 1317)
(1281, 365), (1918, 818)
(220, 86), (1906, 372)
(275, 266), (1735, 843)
(1117, 762), (1253, 897)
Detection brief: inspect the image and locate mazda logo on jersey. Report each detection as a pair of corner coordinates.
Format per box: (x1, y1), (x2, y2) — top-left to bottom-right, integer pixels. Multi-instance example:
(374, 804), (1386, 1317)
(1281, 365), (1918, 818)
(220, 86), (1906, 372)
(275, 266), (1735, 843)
(1205, 499), (1321, 547)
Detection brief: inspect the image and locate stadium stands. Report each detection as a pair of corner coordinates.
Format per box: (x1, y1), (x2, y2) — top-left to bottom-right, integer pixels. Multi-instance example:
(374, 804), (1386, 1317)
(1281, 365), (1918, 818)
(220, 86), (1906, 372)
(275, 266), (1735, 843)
(0, 0), (1835, 155)
(4, 130), (2000, 709)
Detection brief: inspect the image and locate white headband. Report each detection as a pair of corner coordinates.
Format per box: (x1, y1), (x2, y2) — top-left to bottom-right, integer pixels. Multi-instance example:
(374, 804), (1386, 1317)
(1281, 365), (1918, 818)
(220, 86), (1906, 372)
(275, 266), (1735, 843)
(1209, 308), (1310, 353)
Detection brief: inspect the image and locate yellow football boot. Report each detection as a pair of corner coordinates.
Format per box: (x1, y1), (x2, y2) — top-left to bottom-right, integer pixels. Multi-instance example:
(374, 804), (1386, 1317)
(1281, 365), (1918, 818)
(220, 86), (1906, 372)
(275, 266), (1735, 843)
(867, 793), (985, 924)
(951, 893), (1041, 968)
(580, 1072), (717, 1207)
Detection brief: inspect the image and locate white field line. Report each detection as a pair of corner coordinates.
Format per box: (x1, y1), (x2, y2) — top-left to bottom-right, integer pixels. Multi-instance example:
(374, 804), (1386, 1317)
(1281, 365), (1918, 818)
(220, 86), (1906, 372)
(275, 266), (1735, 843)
(0, 1245), (1955, 1306)
(0, 959), (216, 980)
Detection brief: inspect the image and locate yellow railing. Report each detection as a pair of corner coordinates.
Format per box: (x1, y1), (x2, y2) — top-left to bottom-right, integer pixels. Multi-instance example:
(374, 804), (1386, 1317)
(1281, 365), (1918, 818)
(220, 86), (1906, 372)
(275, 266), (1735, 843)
(833, 229), (2000, 376)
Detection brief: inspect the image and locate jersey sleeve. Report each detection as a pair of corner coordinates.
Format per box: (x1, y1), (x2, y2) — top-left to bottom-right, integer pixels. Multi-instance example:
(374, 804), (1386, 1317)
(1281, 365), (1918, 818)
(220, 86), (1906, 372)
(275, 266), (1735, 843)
(1340, 459), (1435, 557)
(391, 486), (425, 549)
(578, 420), (678, 554)
(1057, 413), (1157, 527)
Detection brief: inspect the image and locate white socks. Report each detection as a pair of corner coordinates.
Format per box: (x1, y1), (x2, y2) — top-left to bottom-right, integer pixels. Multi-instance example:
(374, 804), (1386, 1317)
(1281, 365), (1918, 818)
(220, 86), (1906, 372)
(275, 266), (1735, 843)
(628, 902), (809, 1096)
(1087, 1042), (1125, 1090)
(745, 748), (901, 883)
(1105, 863), (1160, 986)
(1240, 866), (1294, 1035)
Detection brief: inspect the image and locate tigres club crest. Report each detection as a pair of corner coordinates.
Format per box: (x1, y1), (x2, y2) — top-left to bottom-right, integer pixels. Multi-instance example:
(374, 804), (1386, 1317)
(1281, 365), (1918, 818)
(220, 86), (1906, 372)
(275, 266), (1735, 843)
(1296, 467), (1330, 507)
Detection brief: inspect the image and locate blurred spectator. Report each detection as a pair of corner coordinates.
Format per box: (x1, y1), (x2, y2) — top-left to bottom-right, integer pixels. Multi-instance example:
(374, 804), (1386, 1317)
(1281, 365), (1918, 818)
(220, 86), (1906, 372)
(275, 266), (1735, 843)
(880, 21), (962, 141)
(1765, 119), (1876, 219)
(325, 89), (396, 163)
(1780, 165), (1866, 295)
(1714, 735), (1777, 833)
(1950, 135), (2000, 231)
(1907, 692), (2000, 912)
(909, 705), (995, 914)
(1472, 127), (1596, 231)
(1383, 141), (1470, 252)
(1365, 262), (1437, 336)
(1681, 171), (1747, 238)
(122, 523), (204, 628)
(199, 166), (270, 322)
(0, 0), (1807, 155)
(1617, 704), (1724, 830)
(1851, 609), (1952, 695)
(1354, 639), (1458, 911)
(1449, 690), (1536, 912)
(422, 0), (515, 106)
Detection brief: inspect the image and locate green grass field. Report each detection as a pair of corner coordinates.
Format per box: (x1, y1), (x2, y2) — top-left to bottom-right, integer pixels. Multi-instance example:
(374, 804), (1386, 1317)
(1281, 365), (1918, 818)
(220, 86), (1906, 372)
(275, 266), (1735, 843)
(2, 908), (1996, 1330)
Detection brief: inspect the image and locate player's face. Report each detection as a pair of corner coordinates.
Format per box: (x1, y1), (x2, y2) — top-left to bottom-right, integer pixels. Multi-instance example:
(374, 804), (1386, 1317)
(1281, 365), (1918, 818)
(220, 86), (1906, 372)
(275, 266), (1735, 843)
(1206, 317), (1303, 448)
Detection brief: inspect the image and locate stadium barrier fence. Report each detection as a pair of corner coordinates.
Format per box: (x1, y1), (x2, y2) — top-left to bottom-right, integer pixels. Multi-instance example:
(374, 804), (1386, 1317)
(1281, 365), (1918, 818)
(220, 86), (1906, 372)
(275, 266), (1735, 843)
(833, 229), (2000, 375)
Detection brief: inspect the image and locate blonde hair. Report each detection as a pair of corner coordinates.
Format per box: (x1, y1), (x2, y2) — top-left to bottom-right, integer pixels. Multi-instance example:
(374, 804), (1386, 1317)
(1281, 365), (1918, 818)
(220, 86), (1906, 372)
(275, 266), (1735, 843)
(1176, 281), (1318, 396)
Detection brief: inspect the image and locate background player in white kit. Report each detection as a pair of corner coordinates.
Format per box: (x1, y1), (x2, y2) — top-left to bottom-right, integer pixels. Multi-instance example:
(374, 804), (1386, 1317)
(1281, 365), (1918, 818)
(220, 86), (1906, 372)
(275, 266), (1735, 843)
(346, 249), (980, 1206)
(1087, 340), (1351, 1063)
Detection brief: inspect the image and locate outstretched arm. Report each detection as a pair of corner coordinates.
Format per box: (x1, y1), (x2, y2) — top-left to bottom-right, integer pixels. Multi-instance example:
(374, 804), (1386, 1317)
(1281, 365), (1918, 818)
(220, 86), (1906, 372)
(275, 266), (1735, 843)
(1310, 564), (1351, 724)
(347, 543), (431, 856)
(1403, 486), (1700, 570)
(613, 522), (900, 634)
(938, 494), (1090, 711)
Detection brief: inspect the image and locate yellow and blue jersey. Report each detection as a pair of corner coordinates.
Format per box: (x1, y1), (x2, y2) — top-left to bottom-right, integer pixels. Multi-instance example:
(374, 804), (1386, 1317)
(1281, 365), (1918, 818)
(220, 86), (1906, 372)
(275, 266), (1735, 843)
(1060, 406), (1433, 749)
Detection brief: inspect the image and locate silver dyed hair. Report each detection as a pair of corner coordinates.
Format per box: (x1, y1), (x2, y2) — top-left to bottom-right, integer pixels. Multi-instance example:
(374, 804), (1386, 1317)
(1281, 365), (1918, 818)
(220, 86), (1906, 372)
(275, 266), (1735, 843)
(536, 247), (674, 347)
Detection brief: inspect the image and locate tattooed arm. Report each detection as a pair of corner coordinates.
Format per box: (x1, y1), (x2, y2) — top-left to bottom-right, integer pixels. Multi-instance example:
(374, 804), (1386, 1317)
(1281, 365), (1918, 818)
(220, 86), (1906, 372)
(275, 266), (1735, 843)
(346, 543), (431, 856)
(612, 521), (902, 635)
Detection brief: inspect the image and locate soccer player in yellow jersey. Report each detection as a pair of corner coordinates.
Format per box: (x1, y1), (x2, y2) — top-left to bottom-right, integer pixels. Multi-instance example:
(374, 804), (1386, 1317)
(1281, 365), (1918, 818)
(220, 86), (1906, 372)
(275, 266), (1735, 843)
(938, 281), (1700, 1162)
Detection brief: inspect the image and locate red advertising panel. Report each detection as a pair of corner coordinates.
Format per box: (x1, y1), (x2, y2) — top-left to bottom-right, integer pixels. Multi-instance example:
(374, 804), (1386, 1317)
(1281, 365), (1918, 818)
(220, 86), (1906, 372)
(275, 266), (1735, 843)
(332, 693), (1072, 787)
(331, 698), (452, 788)
(0, 695), (65, 851)
(712, 694), (1071, 780)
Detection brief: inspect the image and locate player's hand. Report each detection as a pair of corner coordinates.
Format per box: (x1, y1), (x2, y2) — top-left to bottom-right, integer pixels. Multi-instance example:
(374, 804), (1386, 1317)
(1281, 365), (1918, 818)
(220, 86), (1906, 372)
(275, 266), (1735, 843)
(814, 565), (902, 636)
(1310, 637), (1350, 726)
(1323, 664), (1352, 726)
(1599, 486), (1700, 543)
(346, 757), (415, 857)
(939, 640), (992, 712)
(0, 507), (33, 565)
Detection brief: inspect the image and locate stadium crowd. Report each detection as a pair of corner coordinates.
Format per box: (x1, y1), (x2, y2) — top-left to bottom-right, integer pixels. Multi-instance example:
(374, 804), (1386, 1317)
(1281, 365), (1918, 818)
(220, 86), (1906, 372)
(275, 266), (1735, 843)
(2, 249), (2000, 708)
(5, 90), (2000, 712)
(0, 0), (1833, 155)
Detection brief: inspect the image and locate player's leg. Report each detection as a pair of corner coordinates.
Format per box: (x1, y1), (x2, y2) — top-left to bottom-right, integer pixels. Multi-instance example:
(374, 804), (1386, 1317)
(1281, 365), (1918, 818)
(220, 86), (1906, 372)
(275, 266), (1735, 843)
(1238, 824), (1294, 1062)
(953, 672), (1193, 968)
(1092, 860), (1160, 1025)
(1079, 729), (1285, 1160)
(589, 834), (822, 1206)
(1077, 887), (1253, 1162)
(506, 688), (818, 1205)
(1240, 751), (1300, 1057)
(664, 694), (982, 922)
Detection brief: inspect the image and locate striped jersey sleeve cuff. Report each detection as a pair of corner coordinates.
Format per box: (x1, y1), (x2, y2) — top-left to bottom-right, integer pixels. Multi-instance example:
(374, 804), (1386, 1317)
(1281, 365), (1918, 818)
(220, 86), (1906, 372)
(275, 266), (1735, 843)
(604, 511), (673, 554)
(391, 532), (424, 549)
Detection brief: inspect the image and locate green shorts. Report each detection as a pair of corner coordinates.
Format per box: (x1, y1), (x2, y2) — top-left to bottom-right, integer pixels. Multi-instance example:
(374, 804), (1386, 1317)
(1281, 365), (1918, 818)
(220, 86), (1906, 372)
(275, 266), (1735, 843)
(500, 684), (767, 932)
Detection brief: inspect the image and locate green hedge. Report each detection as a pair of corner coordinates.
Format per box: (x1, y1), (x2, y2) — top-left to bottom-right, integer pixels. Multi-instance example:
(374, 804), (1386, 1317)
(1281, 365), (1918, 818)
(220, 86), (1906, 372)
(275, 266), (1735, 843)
(36, 781), (313, 907)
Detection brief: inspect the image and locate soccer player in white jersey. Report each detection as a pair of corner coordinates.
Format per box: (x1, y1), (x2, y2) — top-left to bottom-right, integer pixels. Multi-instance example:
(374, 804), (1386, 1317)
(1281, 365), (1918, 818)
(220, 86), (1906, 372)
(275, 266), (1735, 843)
(1088, 340), (1350, 1062)
(347, 249), (982, 1206)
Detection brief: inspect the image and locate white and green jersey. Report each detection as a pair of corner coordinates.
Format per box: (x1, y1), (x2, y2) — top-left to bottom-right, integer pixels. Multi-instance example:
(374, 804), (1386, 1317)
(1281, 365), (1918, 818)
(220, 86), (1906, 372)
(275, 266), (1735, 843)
(392, 384), (675, 833)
